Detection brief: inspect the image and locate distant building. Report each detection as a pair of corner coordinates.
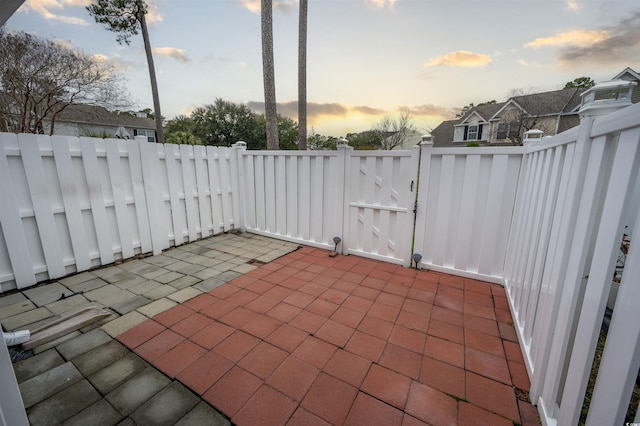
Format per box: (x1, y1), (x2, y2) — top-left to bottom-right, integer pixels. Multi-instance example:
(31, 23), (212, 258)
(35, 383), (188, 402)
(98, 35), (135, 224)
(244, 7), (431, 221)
(43, 104), (157, 142)
(432, 67), (640, 147)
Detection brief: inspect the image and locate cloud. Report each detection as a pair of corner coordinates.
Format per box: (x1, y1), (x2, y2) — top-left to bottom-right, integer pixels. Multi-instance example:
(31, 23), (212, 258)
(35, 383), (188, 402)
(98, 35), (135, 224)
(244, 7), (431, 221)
(402, 104), (458, 119)
(246, 101), (386, 121)
(525, 29), (609, 48)
(21, 0), (90, 25)
(528, 12), (640, 67)
(424, 50), (492, 68)
(21, 0), (162, 25)
(369, 0), (398, 9)
(566, 0), (580, 11)
(237, 0), (296, 14)
(152, 47), (190, 63)
(91, 53), (130, 71)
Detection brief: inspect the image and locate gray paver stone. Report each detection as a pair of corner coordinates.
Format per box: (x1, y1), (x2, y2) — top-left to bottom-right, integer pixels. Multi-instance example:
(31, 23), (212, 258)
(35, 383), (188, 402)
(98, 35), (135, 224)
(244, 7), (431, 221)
(33, 331), (81, 354)
(26, 379), (101, 425)
(0, 300), (37, 320)
(57, 328), (112, 360)
(13, 348), (65, 383)
(65, 277), (109, 293)
(215, 271), (242, 283)
(24, 283), (74, 307)
(194, 277), (227, 292)
(175, 401), (231, 426)
(130, 381), (200, 426)
(167, 275), (201, 290)
(112, 295), (151, 315)
(153, 271), (184, 284)
(89, 352), (147, 394)
(72, 339), (129, 376)
(106, 367), (170, 416)
(143, 284), (176, 300)
(113, 274), (147, 289)
(61, 398), (123, 426)
(20, 362), (83, 408)
(85, 285), (136, 307)
(46, 295), (94, 316)
(0, 292), (27, 308)
(3, 307), (53, 330)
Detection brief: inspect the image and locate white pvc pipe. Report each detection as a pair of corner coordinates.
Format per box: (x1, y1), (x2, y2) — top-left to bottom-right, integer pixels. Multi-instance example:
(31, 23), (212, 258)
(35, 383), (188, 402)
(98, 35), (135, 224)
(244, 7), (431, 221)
(3, 331), (30, 347)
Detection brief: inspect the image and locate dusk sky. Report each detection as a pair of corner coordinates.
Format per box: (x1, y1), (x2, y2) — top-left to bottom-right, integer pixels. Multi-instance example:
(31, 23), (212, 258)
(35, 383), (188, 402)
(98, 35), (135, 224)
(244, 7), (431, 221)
(6, 0), (640, 136)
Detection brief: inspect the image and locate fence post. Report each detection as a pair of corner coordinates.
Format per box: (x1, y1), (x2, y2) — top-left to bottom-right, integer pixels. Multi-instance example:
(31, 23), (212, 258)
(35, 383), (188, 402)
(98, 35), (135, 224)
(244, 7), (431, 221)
(232, 142), (247, 232)
(337, 139), (352, 254)
(412, 139), (433, 269)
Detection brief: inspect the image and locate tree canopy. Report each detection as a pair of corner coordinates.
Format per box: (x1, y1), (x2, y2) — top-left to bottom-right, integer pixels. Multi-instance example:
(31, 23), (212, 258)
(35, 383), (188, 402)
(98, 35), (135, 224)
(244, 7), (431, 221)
(164, 99), (300, 150)
(0, 30), (130, 134)
(564, 76), (595, 90)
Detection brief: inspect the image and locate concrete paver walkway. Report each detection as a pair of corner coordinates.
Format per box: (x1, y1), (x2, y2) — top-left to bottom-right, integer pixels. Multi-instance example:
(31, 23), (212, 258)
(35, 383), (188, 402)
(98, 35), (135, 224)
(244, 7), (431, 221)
(3, 232), (540, 425)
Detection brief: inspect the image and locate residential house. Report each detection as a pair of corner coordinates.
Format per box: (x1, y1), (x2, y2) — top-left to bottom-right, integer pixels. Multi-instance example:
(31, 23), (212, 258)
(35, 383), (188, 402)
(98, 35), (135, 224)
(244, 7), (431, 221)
(432, 67), (640, 147)
(44, 104), (157, 142)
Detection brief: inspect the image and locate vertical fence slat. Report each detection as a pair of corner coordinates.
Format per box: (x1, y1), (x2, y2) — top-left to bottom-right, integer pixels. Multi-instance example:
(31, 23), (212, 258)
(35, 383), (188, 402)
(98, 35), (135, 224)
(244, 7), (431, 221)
(105, 140), (134, 259)
(180, 144), (199, 241)
(264, 155), (276, 233)
(140, 140), (168, 255)
(194, 145), (212, 237)
(19, 134), (66, 278)
(51, 136), (91, 271)
(276, 155), (287, 235)
(0, 133), (36, 287)
(559, 128), (640, 425)
(80, 137), (114, 264)
(127, 139), (153, 253)
(165, 144), (185, 245)
(286, 156), (298, 238)
(311, 156), (324, 243)
(219, 148), (235, 231)
(207, 147), (224, 235)
(587, 183), (640, 425)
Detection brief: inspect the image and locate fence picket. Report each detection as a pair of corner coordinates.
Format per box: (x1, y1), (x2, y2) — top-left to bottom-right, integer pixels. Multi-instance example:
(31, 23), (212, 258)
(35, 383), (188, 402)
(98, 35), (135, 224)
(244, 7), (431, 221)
(50, 136), (91, 272)
(127, 139), (152, 253)
(0, 134), (36, 288)
(194, 145), (213, 237)
(104, 139), (134, 259)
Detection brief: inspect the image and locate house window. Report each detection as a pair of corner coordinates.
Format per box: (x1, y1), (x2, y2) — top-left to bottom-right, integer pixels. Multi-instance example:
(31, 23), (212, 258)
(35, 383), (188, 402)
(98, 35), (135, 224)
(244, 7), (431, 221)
(497, 122), (509, 139)
(463, 124), (483, 141)
(134, 129), (156, 143)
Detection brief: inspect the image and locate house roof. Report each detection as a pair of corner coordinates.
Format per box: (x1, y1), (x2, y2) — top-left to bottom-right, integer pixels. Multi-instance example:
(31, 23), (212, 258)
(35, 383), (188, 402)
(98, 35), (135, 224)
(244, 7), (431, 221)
(612, 67), (640, 82)
(431, 119), (457, 147)
(55, 104), (156, 129)
(509, 88), (584, 116)
(460, 102), (505, 123)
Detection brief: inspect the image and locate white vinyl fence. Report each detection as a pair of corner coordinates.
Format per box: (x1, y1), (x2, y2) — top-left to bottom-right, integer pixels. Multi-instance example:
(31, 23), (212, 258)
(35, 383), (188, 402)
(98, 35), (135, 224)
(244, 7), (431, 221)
(0, 134), (240, 292)
(503, 101), (640, 425)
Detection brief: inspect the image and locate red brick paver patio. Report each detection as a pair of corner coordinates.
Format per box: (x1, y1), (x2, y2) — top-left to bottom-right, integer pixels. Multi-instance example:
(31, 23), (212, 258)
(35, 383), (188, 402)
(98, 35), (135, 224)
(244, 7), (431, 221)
(117, 247), (538, 425)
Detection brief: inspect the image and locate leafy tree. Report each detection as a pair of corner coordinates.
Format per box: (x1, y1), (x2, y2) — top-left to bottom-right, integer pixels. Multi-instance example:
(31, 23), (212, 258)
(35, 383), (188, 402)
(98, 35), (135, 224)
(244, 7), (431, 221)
(255, 113), (299, 150)
(297, 0), (307, 149)
(307, 131), (338, 150)
(374, 111), (416, 150)
(87, 0), (165, 144)
(564, 76), (595, 90)
(0, 30), (129, 134)
(346, 130), (383, 150)
(164, 114), (195, 135)
(261, 0), (279, 149)
(190, 99), (265, 149)
(165, 131), (202, 145)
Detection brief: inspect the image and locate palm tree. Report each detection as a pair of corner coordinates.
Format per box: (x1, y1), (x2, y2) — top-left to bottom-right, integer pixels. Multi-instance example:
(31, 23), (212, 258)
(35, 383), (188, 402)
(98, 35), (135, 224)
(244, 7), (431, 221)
(87, 0), (165, 144)
(298, 0), (308, 150)
(261, 0), (279, 149)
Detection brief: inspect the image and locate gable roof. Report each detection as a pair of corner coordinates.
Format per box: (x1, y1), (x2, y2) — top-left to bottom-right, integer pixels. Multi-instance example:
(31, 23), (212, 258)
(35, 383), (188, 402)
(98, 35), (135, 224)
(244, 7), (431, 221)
(55, 104), (156, 129)
(508, 88), (584, 116)
(612, 67), (640, 82)
(459, 102), (505, 123)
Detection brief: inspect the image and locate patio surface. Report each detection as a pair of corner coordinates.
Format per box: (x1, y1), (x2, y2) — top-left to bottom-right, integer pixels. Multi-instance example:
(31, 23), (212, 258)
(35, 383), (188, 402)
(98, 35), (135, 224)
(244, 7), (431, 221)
(3, 233), (540, 425)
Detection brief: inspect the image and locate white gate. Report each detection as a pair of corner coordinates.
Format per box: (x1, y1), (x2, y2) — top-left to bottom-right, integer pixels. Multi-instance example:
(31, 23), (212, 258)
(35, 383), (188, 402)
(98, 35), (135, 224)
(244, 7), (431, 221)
(342, 147), (420, 265)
